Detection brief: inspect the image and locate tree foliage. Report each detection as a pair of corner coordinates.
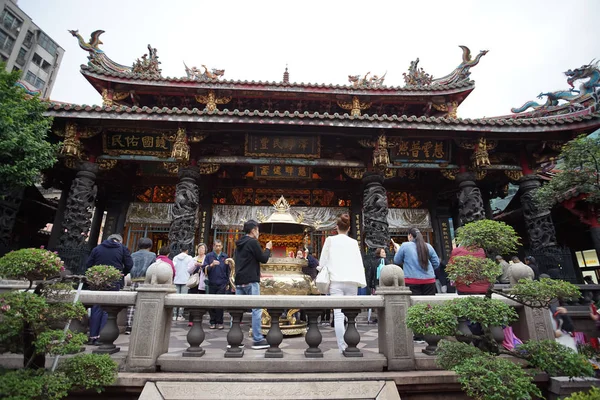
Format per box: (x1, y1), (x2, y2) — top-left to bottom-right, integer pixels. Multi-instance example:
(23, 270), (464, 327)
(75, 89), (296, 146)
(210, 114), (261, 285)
(0, 64), (56, 189)
(455, 219), (521, 258)
(536, 134), (600, 209)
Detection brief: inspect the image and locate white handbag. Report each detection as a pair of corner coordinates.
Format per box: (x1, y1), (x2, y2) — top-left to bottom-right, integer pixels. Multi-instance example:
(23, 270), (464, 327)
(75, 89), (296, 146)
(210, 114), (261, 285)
(315, 265), (331, 294)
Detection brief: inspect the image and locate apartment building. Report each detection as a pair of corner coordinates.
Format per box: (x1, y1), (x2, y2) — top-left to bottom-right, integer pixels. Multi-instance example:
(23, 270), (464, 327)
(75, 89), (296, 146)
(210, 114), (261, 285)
(0, 0), (64, 97)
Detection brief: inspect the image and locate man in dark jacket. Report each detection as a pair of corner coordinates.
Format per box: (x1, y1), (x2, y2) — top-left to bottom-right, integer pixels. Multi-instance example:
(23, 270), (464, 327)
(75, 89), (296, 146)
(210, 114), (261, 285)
(201, 239), (229, 329)
(85, 233), (133, 345)
(234, 220), (272, 349)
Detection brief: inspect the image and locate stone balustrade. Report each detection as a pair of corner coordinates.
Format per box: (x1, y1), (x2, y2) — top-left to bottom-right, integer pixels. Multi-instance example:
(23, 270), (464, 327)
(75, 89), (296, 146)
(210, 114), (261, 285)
(0, 283), (557, 375)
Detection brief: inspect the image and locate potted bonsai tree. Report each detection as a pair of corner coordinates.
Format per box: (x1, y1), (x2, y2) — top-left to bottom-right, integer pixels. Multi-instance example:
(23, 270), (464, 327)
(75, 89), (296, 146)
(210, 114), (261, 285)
(84, 265), (123, 290)
(406, 302), (458, 355)
(447, 220), (520, 294)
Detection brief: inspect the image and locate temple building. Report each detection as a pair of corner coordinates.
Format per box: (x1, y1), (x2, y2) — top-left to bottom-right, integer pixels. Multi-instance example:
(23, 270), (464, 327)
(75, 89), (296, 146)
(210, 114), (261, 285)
(29, 30), (600, 280)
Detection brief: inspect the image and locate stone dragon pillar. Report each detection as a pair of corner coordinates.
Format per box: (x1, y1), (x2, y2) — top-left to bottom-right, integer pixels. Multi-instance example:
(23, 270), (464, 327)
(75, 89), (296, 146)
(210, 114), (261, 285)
(57, 162), (99, 272)
(168, 167), (200, 256)
(362, 173), (389, 250)
(456, 172), (485, 226)
(519, 175), (557, 250)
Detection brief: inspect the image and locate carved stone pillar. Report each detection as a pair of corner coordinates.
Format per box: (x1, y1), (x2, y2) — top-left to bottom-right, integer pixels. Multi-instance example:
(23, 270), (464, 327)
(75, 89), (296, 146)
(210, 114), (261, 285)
(58, 162), (98, 249)
(168, 167), (200, 256)
(456, 172), (485, 226)
(362, 173), (389, 250)
(519, 175), (557, 250)
(0, 187), (24, 256)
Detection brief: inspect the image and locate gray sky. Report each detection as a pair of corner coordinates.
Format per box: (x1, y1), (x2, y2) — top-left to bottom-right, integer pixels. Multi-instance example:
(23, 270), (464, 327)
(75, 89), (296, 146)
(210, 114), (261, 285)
(19, 0), (600, 118)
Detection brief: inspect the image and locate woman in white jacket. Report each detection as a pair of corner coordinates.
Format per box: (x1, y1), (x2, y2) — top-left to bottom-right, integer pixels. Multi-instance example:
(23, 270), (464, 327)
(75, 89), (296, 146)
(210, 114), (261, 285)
(319, 213), (367, 353)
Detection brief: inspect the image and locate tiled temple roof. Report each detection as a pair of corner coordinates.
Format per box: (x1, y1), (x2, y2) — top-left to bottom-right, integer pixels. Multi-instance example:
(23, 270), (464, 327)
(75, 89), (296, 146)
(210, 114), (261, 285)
(45, 102), (600, 132)
(80, 64), (475, 94)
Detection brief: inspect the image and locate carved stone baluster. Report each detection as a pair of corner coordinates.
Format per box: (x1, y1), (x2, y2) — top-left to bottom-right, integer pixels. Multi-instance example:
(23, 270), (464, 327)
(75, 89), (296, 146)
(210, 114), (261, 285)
(93, 306), (123, 355)
(168, 167), (200, 256)
(362, 173), (389, 250)
(457, 172), (485, 226)
(304, 310), (323, 358)
(184, 309), (206, 357)
(225, 310), (244, 358)
(265, 309), (284, 358)
(519, 175), (557, 250)
(342, 308), (363, 357)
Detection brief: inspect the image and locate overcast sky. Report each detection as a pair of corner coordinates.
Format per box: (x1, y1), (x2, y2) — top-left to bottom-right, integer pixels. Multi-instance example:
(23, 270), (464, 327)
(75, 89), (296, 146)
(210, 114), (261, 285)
(18, 0), (600, 118)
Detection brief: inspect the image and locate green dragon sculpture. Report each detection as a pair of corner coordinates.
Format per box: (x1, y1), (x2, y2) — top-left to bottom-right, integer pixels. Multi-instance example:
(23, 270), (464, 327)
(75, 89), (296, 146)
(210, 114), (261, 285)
(511, 60), (600, 114)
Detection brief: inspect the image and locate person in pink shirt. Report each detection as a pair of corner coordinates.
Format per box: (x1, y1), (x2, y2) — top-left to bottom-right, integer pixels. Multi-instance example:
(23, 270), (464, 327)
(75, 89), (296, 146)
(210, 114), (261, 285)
(156, 245), (175, 277)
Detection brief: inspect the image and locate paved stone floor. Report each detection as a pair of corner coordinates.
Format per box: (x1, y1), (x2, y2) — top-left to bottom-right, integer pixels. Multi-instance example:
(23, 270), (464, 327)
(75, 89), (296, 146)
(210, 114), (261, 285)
(109, 314), (383, 355)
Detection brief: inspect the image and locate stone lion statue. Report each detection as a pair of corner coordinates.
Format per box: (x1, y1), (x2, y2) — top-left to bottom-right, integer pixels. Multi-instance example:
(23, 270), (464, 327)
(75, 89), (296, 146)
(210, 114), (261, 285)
(379, 264), (405, 287)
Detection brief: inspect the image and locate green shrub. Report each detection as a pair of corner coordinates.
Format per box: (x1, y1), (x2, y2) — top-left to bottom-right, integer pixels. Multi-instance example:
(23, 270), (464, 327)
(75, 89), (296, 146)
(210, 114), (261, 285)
(0, 248), (64, 281)
(453, 355), (542, 400)
(564, 386), (600, 400)
(0, 369), (71, 400)
(39, 283), (75, 301)
(406, 303), (458, 336)
(58, 353), (118, 393)
(455, 219), (521, 257)
(436, 339), (485, 370)
(445, 255), (502, 286)
(518, 340), (595, 378)
(509, 278), (581, 308)
(0, 291), (48, 353)
(449, 296), (518, 327)
(85, 265), (122, 290)
(34, 330), (87, 355)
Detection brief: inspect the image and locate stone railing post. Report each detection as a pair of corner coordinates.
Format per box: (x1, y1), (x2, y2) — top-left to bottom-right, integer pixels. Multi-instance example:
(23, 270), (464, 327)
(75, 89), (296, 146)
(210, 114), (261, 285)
(125, 266), (176, 372)
(518, 306), (556, 342)
(377, 286), (415, 370)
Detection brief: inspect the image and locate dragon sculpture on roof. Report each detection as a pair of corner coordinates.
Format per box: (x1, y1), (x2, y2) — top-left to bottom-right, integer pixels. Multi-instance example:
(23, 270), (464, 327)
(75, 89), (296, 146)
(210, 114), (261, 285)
(132, 44), (162, 79)
(348, 72), (387, 88)
(511, 60), (600, 114)
(184, 63), (225, 81)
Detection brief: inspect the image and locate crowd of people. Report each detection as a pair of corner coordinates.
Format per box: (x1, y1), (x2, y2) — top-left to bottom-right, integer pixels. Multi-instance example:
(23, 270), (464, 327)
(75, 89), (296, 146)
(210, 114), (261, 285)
(84, 214), (581, 353)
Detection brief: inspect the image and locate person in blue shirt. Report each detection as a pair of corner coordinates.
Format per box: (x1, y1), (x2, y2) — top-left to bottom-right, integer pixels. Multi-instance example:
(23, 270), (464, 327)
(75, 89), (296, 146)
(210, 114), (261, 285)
(393, 227), (440, 295)
(201, 239), (230, 329)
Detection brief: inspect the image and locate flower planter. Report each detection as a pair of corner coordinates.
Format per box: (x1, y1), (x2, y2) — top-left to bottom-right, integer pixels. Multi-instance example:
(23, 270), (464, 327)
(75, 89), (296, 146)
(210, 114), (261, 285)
(455, 280), (491, 295)
(422, 334), (443, 356)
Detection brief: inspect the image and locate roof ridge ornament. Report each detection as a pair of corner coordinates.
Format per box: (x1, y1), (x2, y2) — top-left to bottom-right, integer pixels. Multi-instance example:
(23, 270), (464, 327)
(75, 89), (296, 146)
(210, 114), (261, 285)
(511, 60), (599, 115)
(132, 44), (162, 79)
(348, 72), (386, 88)
(69, 29), (132, 74)
(403, 58), (433, 86)
(184, 62), (225, 81)
(432, 45), (488, 86)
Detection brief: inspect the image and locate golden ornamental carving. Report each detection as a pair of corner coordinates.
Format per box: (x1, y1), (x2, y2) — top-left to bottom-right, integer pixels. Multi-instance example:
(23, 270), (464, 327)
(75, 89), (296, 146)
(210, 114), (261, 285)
(59, 122), (82, 159)
(162, 162), (188, 175)
(472, 137), (491, 168)
(373, 134), (391, 171)
(475, 169), (487, 181)
(441, 168), (460, 180)
(504, 170), (524, 181)
(195, 90), (231, 112)
(432, 101), (459, 118)
(383, 168), (396, 179)
(63, 158), (78, 169)
(101, 89), (129, 107)
(337, 96), (371, 117)
(170, 127), (190, 162)
(197, 163), (220, 175)
(547, 141), (566, 152)
(188, 133), (207, 143)
(97, 159), (117, 170)
(343, 167), (366, 179)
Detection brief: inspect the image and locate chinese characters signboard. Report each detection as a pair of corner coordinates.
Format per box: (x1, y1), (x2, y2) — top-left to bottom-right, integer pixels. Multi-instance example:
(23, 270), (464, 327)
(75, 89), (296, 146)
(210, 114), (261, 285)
(254, 165), (312, 180)
(391, 139), (450, 162)
(245, 135), (320, 159)
(103, 132), (172, 156)
(439, 219), (453, 261)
